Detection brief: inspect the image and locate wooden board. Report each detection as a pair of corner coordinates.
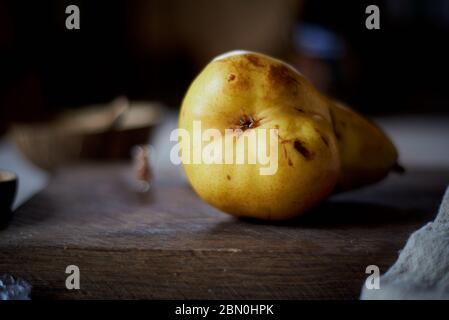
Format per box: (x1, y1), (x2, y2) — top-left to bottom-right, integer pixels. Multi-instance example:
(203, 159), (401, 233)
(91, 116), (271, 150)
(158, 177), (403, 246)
(1, 163), (448, 299)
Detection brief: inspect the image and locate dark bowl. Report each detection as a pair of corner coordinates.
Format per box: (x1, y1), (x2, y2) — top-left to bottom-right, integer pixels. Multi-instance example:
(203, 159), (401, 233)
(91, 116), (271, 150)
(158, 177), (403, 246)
(0, 170), (18, 226)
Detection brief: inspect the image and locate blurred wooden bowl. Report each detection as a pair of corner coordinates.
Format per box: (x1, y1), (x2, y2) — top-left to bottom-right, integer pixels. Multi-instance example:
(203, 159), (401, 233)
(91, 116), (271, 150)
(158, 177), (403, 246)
(11, 99), (162, 171)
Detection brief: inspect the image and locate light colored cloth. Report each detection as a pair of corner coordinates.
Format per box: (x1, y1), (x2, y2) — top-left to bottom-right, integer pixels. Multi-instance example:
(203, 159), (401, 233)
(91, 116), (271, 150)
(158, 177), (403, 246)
(361, 186), (449, 300)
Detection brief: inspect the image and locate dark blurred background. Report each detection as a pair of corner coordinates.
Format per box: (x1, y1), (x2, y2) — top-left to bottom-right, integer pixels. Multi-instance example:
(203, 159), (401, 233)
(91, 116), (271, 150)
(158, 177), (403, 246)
(1, 0), (448, 135)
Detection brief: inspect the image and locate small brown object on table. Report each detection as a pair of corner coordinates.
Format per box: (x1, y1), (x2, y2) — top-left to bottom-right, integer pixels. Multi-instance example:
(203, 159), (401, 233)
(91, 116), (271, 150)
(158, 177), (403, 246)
(0, 163), (447, 299)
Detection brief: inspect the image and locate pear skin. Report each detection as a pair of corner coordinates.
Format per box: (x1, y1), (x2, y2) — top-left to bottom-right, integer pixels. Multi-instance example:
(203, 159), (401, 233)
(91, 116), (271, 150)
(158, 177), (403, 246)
(179, 51), (340, 219)
(329, 101), (399, 191)
(179, 50), (399, 219)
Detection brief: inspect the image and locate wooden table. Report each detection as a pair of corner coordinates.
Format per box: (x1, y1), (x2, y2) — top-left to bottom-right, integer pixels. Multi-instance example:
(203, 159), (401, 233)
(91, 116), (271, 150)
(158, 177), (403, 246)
(1, 161), (448, 300)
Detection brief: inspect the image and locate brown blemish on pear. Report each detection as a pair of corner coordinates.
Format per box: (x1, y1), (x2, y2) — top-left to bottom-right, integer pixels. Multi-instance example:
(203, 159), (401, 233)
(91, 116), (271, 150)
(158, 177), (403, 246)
(227, 73), (251, 91)
(245, 54), (265, 68)
(294, 139), (314, 160)
(227, 73), (236, 81)
(314, 128), (330, 148)
(320, 135), (329, 147)
(276, 133), (291, 144)
(268, 64), (300, 87)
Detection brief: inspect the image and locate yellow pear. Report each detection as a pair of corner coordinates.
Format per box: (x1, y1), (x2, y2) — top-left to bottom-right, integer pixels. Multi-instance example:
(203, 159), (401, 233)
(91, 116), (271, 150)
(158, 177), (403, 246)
(329, 101), (399, 191)
(178, 51), (340, 220)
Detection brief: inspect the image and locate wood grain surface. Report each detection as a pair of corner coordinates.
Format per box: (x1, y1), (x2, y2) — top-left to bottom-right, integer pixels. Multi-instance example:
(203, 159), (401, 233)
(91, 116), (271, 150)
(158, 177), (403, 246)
(1, 163), (448, 299)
